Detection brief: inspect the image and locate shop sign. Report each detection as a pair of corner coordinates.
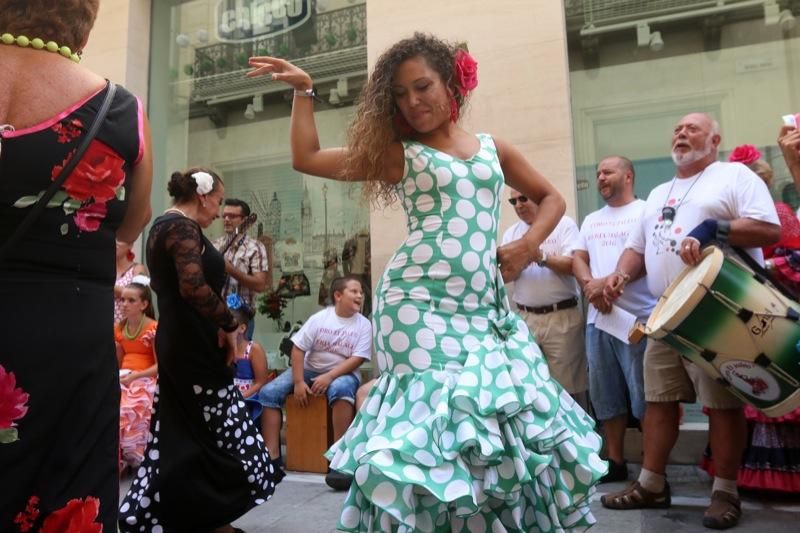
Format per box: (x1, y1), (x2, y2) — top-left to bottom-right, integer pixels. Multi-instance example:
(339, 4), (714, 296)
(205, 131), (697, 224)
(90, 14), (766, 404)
(216, 0), (311, 42)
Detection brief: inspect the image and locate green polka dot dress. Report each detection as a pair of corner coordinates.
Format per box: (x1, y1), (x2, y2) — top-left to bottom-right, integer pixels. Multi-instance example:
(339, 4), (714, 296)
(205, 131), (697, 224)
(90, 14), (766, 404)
(326, 134), (607, 532)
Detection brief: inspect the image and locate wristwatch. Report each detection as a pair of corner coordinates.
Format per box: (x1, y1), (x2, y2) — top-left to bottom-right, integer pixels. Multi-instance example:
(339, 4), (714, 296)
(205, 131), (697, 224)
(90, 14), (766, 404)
(536, 250), (548, 267)
(294, 87), (319, 101)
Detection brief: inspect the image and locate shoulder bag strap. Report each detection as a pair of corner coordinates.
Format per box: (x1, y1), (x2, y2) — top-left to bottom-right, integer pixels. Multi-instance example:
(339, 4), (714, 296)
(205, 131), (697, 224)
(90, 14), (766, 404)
(0, 81), (118, 264)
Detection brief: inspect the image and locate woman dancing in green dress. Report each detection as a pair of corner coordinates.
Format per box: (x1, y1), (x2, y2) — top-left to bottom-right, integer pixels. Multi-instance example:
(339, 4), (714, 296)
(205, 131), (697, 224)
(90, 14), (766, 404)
(249, 33), (606, 532)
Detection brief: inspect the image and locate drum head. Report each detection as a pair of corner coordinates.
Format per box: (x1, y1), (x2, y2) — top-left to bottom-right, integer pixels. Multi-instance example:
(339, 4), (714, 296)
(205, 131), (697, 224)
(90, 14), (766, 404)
(646, 247), (724, 335)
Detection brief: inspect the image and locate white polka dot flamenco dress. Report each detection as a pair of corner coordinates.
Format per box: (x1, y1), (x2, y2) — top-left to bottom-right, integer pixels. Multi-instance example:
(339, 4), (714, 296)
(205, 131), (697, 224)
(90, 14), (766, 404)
(326, 135), (607, 532)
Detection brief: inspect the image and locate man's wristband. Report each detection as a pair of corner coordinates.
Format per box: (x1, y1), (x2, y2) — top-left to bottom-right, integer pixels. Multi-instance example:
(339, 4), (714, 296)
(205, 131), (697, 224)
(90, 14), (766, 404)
(687, 218), (719, 247)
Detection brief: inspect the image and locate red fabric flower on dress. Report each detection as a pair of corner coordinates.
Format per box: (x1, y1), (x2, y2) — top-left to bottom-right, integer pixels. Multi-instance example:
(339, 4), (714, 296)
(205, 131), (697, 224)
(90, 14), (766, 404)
(40, 497), (102, 533)
(51, 119), (84, 144)
(74, 202), (108, 233)
(13, 495), (40, 532)
(453, 49), (478, 96)
(0, 364), (29, 430)
(51, 140), (126, 203)
(728, 144), (762, 165)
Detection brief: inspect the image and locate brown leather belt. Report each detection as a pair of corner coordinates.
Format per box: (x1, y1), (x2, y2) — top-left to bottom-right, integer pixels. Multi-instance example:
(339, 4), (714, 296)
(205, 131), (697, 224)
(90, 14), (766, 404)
(517, 297), (578, 315)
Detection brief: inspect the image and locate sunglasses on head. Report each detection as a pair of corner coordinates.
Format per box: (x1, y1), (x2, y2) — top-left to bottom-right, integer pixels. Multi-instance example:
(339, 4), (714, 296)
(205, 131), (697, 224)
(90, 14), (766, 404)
(508, 196), (529, 206)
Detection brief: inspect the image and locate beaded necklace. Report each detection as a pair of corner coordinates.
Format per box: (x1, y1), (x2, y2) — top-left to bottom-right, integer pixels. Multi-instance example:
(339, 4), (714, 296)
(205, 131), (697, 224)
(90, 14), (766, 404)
(123, 317), (146, 341)
(164, 207), (189, 217)
(0, 33), (81, 63)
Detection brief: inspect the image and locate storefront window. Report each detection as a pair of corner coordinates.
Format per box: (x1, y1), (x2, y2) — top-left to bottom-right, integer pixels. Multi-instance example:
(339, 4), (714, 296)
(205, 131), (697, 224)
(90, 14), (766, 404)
(563, 0), (800, 422)
(149, 0), (370, 367)
(564, 0), (800, 219)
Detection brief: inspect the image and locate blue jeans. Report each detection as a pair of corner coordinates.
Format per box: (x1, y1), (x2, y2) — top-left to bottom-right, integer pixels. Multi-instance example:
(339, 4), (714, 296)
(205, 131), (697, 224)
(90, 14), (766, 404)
(586, 324), (646, 421)
(255, 368), (359, 409)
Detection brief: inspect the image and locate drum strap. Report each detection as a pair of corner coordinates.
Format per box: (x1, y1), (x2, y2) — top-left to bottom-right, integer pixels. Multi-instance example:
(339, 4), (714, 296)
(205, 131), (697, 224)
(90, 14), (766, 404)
(731, 246), (800, 313)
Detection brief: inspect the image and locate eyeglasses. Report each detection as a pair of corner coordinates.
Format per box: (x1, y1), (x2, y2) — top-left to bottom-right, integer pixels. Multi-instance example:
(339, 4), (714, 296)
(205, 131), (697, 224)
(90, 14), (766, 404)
(222, 213), (243, 220)
(508, 196), (529, 206)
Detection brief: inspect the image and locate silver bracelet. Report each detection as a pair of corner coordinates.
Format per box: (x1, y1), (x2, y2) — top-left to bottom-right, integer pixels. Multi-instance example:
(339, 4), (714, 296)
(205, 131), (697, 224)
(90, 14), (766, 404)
(294, 88), (318, 100)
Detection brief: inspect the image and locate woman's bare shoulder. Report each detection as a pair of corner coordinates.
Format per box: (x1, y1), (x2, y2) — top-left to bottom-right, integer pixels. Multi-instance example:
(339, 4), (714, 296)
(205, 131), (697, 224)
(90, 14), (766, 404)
(0, 57), (106, 127)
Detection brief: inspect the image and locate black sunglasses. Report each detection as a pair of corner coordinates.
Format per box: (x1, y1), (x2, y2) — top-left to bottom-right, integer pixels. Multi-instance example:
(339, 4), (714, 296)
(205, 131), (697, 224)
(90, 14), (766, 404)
(508, 196), (529, 206)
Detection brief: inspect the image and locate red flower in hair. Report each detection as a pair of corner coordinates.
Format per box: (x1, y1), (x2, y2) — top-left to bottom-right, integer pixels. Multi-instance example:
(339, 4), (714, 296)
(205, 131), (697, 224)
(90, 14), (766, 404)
(728, 144), (762, 165)
(453, 49), (478, 96)
(0, 364), (29, 431)
(40, 497), (102, 533)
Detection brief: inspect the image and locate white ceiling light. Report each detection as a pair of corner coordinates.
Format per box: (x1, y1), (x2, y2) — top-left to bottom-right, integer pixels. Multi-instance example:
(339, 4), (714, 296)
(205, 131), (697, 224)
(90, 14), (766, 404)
(175, 33), (191, 47)
(649, 31), (664, 51)
(337, 77), (349, 97)
(779, 10), (797, 31)
(244, 103), (255, 120)
(252, 93), (264, 113)
(636, 22), (664, 51)
(764, 0), (781, 25)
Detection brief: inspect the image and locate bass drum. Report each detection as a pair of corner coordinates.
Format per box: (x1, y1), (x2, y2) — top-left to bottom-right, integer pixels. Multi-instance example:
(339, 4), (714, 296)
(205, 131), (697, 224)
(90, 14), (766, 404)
(645, 246), (800, 417)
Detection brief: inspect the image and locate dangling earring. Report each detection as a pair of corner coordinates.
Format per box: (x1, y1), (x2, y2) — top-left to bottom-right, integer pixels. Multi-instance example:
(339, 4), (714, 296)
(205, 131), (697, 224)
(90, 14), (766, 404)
(393, 112), (414, 137)
(449, 97), (459, 123)
(126, 250), (135, 262)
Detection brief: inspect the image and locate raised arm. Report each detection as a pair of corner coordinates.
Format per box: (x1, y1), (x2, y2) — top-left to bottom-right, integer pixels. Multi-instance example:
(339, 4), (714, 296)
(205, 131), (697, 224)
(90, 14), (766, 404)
(779, 125), (800, 188)
(247, 56), (404, 183)
(494, 137), (566, 282)
(247, 57), (348, 179)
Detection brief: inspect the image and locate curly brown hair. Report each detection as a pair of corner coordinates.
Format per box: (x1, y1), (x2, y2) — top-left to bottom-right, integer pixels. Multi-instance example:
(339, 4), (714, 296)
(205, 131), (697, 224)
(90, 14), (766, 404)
(342, 33), (471, 204)
(0, 0), (100, 51)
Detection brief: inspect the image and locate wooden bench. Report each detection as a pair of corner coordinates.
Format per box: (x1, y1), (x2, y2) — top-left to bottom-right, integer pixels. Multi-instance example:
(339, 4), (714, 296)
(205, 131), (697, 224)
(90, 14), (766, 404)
(285, 394), (333, 473)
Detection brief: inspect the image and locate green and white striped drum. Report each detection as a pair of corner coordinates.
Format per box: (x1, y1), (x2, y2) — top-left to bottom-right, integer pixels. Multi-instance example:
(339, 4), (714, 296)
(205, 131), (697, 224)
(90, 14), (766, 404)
(645, 246), (800, 417)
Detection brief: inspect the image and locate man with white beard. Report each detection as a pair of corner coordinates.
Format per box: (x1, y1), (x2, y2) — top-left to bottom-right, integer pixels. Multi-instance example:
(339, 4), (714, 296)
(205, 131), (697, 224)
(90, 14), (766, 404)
(600, 113), (780, 530)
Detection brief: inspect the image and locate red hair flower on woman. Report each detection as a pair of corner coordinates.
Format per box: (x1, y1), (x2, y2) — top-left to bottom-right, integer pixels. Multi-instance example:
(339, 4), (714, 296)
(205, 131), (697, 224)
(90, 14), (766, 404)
(728, 144), (762, 165)
(41, 497), (103, 533)
(0, 363), (29, 444)
(453, 49), (478, 96)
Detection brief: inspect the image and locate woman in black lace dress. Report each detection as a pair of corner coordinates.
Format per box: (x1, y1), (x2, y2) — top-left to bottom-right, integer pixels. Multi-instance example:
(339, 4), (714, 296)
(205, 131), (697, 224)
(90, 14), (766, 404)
(119, 168), (277, 532)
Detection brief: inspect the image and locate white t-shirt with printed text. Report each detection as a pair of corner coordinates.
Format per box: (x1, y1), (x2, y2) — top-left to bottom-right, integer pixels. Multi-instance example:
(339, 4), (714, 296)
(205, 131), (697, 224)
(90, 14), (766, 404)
(501, 216), (581, 307)
(291, 307), (372, 378)
(576, 199), (656, 324)
(625, 161), (779, 297)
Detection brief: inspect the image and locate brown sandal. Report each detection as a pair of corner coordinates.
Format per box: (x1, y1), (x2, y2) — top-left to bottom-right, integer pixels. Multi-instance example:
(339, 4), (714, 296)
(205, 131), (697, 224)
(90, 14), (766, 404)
(702, 491), (741, 530)
(600, 481), (671, 509)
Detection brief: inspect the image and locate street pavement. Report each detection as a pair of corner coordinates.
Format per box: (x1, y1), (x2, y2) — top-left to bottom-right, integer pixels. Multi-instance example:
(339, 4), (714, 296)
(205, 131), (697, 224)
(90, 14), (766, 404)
(121, 465), (800, 532)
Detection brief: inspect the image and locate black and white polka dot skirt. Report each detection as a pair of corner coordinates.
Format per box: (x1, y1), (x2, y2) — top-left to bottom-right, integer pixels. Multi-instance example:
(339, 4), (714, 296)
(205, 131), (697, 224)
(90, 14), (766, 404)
(119, 382), (277, 531)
